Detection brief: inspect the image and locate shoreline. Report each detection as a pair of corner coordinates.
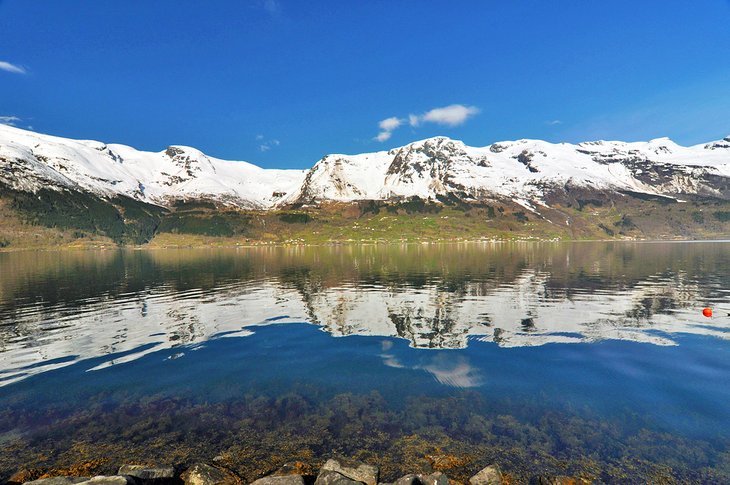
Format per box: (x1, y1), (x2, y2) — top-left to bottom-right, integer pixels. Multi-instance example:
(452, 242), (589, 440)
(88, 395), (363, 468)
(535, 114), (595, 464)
(4, 235), (730, 254)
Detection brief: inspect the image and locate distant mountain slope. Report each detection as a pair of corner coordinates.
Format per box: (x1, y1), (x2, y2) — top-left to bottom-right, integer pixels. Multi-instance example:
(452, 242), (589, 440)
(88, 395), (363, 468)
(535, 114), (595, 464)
(0, 124), (306, 209)
(2, 124), (730, 246)
(286, 135), (730, 207)
(3, 124), (730, 210)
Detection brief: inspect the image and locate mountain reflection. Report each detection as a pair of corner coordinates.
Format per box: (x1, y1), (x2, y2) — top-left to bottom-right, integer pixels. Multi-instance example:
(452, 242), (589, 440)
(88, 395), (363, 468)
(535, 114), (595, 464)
(1, 242), (730, 385)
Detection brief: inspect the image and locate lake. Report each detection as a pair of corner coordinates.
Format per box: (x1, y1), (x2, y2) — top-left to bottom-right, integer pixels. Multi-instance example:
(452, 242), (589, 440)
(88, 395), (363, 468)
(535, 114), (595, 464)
(1, 242), (729, 483)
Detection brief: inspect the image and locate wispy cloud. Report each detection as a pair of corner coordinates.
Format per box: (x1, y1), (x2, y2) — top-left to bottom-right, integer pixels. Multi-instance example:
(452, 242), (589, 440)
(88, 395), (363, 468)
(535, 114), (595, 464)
(373, 104), (480, 142)
(258, 136), (280, 152)
(546, 119), (562, 126)
(410, 104), (480, 127)
(374, 116), (403, 142)
(0, 61), (26, 75)
(0, 115), (21, 126)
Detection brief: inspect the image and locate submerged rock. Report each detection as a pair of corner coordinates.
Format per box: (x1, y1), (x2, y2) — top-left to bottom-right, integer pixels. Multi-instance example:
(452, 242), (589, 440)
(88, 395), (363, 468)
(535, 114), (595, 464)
(313, 470), (362, 485)
(180, 463), (239, 485)
(468, 465), (503, 485)
(320, 458), (378, 485)
(117, 465), (176, 481)
(250, 476), (306, 485)
(393, 472), (449, 485)
(273, 462), (315, 477)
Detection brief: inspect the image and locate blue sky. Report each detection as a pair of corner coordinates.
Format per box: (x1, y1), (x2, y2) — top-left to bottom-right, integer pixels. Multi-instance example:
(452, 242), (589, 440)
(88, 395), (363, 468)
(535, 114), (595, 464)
(1, 0), (729, 168)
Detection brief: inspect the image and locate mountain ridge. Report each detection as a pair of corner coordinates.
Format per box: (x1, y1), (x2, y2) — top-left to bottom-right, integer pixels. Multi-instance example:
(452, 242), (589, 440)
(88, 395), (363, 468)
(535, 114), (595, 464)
(3, 124), (730, 211)
(3, 124), (730, 247)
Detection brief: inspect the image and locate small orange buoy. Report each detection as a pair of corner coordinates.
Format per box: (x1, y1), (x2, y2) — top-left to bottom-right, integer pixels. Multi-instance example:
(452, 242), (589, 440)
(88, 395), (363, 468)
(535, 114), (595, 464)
(703, 307), (713, 318)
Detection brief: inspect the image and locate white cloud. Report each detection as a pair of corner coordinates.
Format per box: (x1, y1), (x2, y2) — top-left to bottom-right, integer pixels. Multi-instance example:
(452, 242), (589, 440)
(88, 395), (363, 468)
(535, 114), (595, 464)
(0, 115), (21, 126)
(415, 104), (480, 127)
(546, 119), (562, 126)
(379, 116), (403, 131)
(374, 131), (392, 142)
(0, 61), (26, 75)
(373, 116), (404, 142)
(373, 104), (479, 143)
(256, 134), (264, 140)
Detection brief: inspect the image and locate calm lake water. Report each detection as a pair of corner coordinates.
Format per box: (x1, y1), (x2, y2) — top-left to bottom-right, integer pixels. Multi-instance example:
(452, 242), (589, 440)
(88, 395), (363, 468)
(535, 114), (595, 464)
(1, 242), (730, 483)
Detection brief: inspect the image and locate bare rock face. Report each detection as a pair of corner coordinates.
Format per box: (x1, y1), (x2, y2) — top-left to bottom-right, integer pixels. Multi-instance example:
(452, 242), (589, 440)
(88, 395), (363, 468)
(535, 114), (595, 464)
(393, 472), (449, 485)
(117, 465), (176, 481)
(250, 476), (306, 485)
(180, 463), (240, 485)
(320, 459), (379, 485)
(468, 465), (503, 485)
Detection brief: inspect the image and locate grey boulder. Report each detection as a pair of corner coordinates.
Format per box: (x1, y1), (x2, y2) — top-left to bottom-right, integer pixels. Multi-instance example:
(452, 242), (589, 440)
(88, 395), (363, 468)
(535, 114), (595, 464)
(118, 465), (176, 481)
(320, 459), (378, 485)
(25, 479), (91, 485)
(313, 470), (362, 485)
(250, 476), (306, 485)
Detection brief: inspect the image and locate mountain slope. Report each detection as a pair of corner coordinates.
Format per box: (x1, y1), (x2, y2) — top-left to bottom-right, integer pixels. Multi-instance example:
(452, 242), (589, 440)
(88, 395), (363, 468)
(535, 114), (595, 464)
(0, 124), (306, 209)
(285, 135), (730, 208)
(2, 124), (730, 246)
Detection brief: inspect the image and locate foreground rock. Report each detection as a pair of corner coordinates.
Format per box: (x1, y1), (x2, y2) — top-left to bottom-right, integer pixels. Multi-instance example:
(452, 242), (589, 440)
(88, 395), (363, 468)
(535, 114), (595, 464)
(393, 472), (449, 485)
(250, 476), (306, 485)
(26, 478), (131, 485)
(469, 465), (503, 485)
(313, 470), (361, 485)
(25, 479), (90, 485)
(117, 465), (175, 481)
(180, 463), (240, 485)
(320, 458), (378, 485)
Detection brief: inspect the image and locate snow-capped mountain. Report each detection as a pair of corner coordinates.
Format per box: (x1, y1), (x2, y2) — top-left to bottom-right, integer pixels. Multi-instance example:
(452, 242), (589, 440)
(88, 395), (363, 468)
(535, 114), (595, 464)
(2, 123), (730, 210)
(0, 124), (306, 209)
(286, 135), (730, 207)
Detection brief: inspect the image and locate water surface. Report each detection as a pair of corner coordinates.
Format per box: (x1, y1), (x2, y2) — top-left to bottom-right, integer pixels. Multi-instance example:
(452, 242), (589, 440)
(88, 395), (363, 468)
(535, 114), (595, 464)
(1, 243), (730, 483)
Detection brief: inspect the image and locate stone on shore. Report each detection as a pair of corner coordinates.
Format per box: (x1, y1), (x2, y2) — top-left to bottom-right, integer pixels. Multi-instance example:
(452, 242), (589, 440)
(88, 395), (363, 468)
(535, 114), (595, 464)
(180, 463), (240, 485)
(313, 470), (362, 485)
(117, 465), (176, 481)
(468, 465), (503, 485)
(26, 478), (132, 485)
(80, 478), (132, 485)
(321, 458), (378, 485)
(25, 478), (90, 485)
(394, 472), (449, 485)
(251, 476), (306, 485)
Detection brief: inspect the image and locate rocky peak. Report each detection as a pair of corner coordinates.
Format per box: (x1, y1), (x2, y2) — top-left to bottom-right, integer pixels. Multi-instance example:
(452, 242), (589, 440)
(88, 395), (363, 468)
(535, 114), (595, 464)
(386, 137), (468, 177)
(164, 145), (216, 177)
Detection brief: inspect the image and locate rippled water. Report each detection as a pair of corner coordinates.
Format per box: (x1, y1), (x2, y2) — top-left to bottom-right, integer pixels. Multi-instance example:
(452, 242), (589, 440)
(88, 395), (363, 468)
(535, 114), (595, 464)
(1, 242), (730, 483)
